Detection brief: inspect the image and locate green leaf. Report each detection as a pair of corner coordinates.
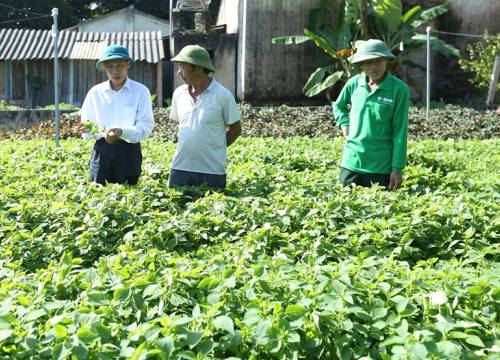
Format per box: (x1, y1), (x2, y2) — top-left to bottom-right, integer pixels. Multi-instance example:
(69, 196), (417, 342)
(304, 71), (344, 97)
(272, 35), (311, 45)
(372, 307), (388, 319)
(213, 315), (234, 334)
(186, 330), (203, 348)
(54, 324), (68, 339)
(72, 341), (89, 360)
(304, 28), (337, 58)
(401, 6), (422, 24)
(435, 341), (462, 358)
(77, 327), (98, 345)
(254, 320), (272, 345)
(465, 335), (485, 347)
(285, 304), (309, 320)
(0, 329), (12, 342)
(373, 0), (403, 33)
(410, 4), (448, 29)
(409, 343), (428, 359)
(157, 336), (175, 357)
(197, 339), (214, 354)
(410, 34), (461, 58)
(25, 308), (47, 321)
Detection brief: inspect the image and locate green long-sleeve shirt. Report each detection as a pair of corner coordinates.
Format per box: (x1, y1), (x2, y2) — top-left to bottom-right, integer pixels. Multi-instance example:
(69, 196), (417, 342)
(333, 73), (410, 174)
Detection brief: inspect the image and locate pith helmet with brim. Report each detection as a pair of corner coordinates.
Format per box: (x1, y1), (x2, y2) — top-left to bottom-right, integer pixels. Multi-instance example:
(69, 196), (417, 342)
(171, 45), (215, 73)
(349, 39), (396, 64)
(96, 44), (133, 72)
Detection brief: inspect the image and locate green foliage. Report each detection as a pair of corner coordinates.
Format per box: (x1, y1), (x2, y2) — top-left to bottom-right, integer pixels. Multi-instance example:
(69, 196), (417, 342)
(0, 100), (22, 110)
(458, 32), (500, 94)
(38, 103), (80, 110)
(0, 137), (498, 358)
(272, 0), (460, 97)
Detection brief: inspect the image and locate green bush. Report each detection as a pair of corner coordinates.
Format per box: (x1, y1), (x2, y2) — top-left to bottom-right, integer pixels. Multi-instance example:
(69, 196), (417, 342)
(38, 103), (80, 111)
(0, 138), (498, 359)
(459, 31), (500, 94)
(0, 99), (22, 110)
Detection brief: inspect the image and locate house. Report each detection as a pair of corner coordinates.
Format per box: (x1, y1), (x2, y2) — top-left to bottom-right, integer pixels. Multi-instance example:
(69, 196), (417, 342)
(0, 28), (165, 108)
(65, 5), (170, 36)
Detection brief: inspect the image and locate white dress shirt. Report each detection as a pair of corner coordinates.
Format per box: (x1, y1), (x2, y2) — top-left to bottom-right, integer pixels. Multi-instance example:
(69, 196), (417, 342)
(80, 77), (155, 143)
(170, 79), (240, 175)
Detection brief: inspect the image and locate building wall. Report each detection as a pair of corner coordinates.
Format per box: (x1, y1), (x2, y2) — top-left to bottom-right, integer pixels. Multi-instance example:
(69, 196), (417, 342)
(447, 0), (500, 51)
(171, 33), (238, 97)
(216, 0), (240, 34)
(238, 0), (329, 101)
(0, 60), (161, 108)
(78, 13), (169, 36)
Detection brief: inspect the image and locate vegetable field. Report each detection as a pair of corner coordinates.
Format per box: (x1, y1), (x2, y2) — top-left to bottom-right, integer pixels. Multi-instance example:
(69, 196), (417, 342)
(0, 137), (498, 359)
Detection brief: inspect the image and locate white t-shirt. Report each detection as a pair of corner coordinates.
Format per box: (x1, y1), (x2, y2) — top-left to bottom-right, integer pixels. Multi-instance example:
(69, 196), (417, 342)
(80, 78), (155, 143)
(170, 79), (240, 175)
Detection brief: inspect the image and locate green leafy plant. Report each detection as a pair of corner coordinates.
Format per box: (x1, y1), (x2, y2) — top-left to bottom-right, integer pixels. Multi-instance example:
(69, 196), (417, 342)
(272, 0), (460, 97)
(458, 31), (500, 94)
(0, 137), (498, 358)
(39, 103), (80, 111)
(0, 99), (22, 110)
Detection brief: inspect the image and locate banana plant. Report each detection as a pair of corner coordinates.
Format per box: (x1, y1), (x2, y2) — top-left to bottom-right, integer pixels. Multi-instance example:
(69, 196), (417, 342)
(272, 0), (460, 97)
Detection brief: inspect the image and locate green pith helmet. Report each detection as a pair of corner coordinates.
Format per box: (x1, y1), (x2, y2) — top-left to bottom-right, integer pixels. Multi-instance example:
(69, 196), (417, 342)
(96, 44), (133, 72)
(349, 39), (396, 64)
(171, 45), (215, 72)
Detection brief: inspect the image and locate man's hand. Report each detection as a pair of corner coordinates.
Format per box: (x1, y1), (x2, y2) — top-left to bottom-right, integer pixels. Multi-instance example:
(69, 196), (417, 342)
(105, 128), (123, 144)
(388, 172), (403, 190)
(341, 125), (349, 138)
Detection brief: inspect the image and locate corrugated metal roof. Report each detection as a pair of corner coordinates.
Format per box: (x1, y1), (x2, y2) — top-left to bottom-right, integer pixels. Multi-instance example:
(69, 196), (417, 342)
(0, 28), (165, 63)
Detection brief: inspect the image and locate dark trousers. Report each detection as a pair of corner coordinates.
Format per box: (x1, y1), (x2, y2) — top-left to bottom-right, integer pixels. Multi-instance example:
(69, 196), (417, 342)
(169, 168), (226, 189)
(339, 167), (390, 188)
(89, 138), (142, 185)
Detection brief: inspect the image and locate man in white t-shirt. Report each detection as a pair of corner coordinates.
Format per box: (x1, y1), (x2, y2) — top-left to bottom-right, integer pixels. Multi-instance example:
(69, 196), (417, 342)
(169, 45), (241, 189)
(80, 44), (154, 185)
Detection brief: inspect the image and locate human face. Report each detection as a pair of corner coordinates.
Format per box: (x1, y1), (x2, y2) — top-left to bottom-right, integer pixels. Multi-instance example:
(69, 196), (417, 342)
(103, 60), (130, 87)
(360, 58), (389, 83)
(177, 63), (199, 85)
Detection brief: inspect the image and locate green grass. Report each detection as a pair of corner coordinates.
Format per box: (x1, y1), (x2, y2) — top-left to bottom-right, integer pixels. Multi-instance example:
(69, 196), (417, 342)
(0, 137), (498, 359)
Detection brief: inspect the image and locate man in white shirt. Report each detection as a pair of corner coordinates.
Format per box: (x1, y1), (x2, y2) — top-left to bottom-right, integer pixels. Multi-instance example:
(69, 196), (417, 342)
(80, 44), (155, 185)
(169, 45), (241, 189)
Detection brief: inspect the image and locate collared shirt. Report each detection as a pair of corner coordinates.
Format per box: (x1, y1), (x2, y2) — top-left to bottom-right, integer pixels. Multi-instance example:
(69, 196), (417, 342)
(80, 77), (155, 143)
(170, 78), (240, 175)
(333, 73), (409, 174)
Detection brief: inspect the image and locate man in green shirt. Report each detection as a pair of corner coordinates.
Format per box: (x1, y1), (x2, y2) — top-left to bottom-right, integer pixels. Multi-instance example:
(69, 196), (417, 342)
(333, 39), (410, 189)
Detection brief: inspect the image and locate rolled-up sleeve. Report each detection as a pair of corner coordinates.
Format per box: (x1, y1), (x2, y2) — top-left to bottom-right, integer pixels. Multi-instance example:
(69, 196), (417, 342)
(121, 87), (155, 143)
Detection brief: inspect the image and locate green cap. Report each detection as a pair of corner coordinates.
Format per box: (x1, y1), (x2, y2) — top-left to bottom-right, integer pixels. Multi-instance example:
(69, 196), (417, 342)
(349, 39), (396, 64)
(96, 44), (133, 72)
(171, 45), (215, 72)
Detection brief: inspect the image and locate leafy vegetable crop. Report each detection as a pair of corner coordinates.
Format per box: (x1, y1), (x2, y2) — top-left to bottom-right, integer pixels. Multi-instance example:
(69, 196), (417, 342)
(0, 137), (498, 359)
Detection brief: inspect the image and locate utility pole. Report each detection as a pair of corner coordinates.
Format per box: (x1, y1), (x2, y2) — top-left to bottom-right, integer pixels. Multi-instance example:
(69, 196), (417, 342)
(426, 26), (431, 122)
(52, 8), (60, 147)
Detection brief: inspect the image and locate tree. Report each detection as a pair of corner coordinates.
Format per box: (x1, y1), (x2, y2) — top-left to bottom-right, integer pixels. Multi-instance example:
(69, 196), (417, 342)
(272, 0), (460, 97)
(0, 0), (86, 29)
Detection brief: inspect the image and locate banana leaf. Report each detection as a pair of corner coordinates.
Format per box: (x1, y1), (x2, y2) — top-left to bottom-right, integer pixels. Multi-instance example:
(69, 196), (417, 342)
(401, 5), (422, 24)
(303, 68), (343, 97)
(373, 0), (403, 34)
(272, 35), (311, 45)
(411, 34), (461, 58)
(304, 28), (338, 59)
(410, 4), (448, 29)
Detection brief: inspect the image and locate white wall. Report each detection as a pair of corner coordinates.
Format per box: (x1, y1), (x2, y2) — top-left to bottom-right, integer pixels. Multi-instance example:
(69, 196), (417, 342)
(216, 0), (240, 34)
(79, 12), (170, 35)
